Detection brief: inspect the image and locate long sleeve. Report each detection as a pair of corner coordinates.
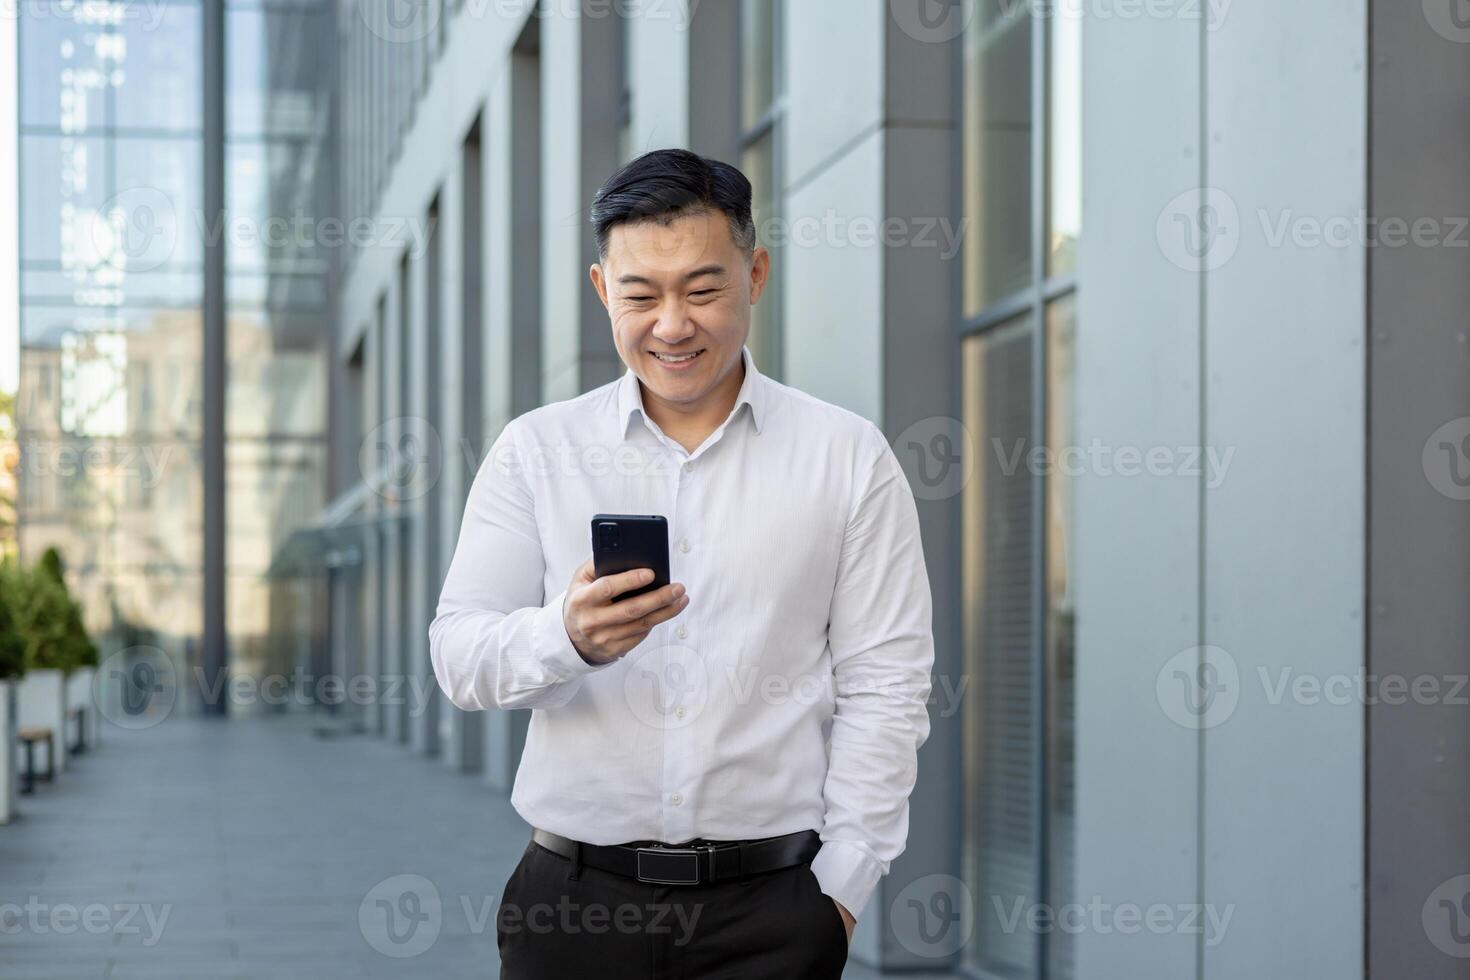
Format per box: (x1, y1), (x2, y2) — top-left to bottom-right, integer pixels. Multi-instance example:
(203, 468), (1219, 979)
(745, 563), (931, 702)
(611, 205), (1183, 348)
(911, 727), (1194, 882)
(429, 421), (614, 711)
(808, 423), (935, 919)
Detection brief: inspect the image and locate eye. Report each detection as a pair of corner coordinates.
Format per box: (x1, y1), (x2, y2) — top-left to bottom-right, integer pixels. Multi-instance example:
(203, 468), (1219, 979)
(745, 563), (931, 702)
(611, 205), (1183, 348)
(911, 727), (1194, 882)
(625, 295), (654, 303)
(690, 289), (716, 298)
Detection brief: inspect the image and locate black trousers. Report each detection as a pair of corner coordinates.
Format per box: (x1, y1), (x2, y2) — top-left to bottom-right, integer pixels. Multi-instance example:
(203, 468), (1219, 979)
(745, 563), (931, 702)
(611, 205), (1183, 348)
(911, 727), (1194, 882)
(496, 839), (850, 979)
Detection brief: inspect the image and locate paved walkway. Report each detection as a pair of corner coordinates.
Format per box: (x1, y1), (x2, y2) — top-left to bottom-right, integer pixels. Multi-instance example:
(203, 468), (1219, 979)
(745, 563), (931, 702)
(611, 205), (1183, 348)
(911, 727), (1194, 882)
(1, 714), (897, 979)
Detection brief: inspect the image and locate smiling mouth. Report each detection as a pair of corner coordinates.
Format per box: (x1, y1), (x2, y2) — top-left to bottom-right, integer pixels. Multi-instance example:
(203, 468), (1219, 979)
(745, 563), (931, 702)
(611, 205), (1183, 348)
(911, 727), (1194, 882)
(649, 349), (706, 363)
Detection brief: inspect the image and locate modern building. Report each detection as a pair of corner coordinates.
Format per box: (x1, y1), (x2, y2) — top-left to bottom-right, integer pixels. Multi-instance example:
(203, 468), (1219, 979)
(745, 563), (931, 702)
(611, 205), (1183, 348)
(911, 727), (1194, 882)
(12, 0), (1470, 977)
(14, 0), (335, 696)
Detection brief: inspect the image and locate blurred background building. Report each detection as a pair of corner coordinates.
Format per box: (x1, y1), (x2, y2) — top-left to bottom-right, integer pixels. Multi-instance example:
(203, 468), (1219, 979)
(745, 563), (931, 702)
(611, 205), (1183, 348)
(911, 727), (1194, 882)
(6, 0), (1470, 977)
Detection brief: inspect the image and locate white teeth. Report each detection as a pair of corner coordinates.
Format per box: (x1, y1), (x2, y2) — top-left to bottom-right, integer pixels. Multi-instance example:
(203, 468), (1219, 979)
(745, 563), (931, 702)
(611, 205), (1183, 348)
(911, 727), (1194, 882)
(652, 350), (702, 362)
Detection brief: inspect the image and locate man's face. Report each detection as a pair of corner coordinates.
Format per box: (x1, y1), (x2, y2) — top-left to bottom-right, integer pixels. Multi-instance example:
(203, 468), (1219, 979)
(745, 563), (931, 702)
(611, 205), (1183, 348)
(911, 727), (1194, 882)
(591, 209), (769, 411)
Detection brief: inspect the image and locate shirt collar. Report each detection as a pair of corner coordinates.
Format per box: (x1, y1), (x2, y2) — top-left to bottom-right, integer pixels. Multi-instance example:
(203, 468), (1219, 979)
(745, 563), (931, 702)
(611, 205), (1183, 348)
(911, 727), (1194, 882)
(617, 345), (767, 440)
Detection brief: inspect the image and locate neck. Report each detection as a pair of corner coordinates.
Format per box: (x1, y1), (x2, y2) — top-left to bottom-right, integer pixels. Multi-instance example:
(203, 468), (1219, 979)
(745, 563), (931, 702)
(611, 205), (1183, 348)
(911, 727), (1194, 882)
(641, 356), (747, 453)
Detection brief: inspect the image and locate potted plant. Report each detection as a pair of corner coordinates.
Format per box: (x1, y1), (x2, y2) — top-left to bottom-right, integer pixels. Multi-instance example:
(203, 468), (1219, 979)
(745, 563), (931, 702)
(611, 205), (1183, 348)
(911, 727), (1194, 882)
(0, 563), (25, 823)
(12, 550), (93, 776)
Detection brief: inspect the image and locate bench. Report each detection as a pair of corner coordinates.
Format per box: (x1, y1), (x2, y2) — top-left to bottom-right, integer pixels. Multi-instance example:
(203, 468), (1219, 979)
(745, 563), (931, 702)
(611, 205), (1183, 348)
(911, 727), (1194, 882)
(17, 727), (55, 794)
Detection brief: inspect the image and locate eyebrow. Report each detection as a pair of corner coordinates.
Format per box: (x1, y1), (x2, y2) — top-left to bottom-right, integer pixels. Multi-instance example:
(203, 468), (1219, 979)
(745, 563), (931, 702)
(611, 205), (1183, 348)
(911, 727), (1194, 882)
(617, 264), (727, 287)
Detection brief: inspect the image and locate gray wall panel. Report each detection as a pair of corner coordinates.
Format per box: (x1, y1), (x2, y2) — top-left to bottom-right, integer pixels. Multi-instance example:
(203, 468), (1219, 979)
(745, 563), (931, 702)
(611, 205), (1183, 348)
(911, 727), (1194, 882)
(1074, 7), (1203, 978)
(1202, 1), (1366, 975)
(1368, 3), (1470, 976)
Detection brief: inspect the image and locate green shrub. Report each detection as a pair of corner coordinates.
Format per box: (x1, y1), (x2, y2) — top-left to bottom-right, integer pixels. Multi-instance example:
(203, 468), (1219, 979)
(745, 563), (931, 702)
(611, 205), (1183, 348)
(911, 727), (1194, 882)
(2, 554), (97, 674)
(0, 565), (24, 681)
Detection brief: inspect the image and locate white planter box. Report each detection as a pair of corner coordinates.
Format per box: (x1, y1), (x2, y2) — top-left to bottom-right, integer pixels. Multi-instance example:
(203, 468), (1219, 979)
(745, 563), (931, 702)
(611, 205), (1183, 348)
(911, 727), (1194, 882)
(0, 680), (15, 824)
(65, 667), (97, 751)
(17, 668), (67, 776)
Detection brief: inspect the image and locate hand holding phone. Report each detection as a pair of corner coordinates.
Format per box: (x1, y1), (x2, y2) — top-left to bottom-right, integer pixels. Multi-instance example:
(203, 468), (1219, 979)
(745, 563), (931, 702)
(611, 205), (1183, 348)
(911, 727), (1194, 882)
(561, 515), (687, 666)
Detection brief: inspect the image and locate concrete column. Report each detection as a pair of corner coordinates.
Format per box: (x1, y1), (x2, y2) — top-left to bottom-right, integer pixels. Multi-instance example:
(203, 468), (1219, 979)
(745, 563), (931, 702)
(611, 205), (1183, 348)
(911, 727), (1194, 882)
(1074, 9), (1203, 978)
(1202, 3), (1366, 975)
(1367, 4), (1470, 976)
(782, 0), (959, 969)
(540, 4), (623, 401)
(382, 266), (408, 746)
(407, 214), (442, 757)
(626, 0), (739, 162)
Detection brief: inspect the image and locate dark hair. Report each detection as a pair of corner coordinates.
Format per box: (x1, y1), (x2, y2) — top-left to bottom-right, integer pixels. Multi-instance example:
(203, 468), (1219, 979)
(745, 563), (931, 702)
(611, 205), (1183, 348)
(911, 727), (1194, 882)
(590, 148), (757, 259)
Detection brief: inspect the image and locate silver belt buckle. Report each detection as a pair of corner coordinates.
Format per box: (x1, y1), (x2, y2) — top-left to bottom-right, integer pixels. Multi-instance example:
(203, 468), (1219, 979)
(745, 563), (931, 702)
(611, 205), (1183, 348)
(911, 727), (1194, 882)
(634, 845), (707, 885)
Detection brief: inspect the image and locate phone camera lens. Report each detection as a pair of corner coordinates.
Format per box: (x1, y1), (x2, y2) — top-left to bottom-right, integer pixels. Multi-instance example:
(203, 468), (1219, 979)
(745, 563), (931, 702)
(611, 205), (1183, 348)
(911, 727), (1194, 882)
(598, 522), (620, 551)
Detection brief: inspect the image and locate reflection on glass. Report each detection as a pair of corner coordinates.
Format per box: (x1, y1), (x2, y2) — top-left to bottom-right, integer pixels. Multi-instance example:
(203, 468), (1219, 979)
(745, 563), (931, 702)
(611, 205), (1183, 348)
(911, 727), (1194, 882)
(116, 3), (203, 132)
(226, 314), (327, 439)
(1048, 12), (1081, 277)
(963, 0), (1033, 315)
(741, 0), (778, 131)
(962, 314), (1038, 979)
(18, 136), (107, 265)
(18, 13), (102, 129)
(115, 138), (205, 268)
(742, 134), (779, 378)
(227, 7), (328, 139)
(1045, 294), (1076, 978)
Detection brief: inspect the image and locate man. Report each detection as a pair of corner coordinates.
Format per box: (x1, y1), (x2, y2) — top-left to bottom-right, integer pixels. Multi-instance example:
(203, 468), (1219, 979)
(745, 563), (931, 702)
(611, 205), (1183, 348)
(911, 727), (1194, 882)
(430, 148), (934, 978)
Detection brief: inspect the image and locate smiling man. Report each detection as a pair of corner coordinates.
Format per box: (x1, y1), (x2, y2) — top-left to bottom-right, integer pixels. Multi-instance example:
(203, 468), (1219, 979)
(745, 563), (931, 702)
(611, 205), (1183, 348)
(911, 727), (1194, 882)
(430, 149), (934, 978)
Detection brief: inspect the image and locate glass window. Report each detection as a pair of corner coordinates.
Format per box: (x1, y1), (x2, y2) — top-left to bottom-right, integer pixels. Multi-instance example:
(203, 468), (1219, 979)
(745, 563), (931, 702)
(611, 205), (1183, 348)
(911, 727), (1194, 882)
(741, 0), (777, 131)
(114, 137), (205, 268)
(1048, 11), (1081, 277)
(962, 314), (1038, 979)
(18, 11), (105, 130)
(1045, 293), (1077, 979)
(115, 3), (203, 133)
(963, 0), (1033, 315)
(959, 7), (1078, 977)
(18, 135), (107, 265)
(740, 0), (783, 379)
(226, 7), (328, 139)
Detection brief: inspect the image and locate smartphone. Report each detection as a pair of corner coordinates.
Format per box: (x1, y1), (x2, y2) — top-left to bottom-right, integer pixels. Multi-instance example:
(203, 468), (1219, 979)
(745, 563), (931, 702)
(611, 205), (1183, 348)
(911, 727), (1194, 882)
(590, 514), (671, 601)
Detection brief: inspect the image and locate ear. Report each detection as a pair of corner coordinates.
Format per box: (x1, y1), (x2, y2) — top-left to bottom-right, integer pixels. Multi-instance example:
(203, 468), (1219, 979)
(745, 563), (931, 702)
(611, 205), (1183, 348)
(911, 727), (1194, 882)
(747, 247), (771, 306)
(589, 262), (610, 311)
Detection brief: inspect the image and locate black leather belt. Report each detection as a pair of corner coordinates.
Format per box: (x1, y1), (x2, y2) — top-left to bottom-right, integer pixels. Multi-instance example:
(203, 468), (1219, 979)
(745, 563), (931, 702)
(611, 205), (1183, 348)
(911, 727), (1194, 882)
(531, 828), (821, 886)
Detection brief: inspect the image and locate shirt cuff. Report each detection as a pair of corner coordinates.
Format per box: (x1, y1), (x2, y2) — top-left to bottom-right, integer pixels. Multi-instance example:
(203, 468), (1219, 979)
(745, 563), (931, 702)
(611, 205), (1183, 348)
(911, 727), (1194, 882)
(809, 839), (885, 920)
(532, 589), (617, 680)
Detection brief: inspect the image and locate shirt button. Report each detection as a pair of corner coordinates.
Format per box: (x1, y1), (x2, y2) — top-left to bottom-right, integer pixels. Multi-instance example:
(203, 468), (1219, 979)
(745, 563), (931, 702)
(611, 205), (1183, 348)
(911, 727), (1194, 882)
(676, 625), (688, 640)
(670, 793), (683, 805)
(683, 460), (695, 473)
(675, 706), (687, 719)
(678, 538), (690, 554)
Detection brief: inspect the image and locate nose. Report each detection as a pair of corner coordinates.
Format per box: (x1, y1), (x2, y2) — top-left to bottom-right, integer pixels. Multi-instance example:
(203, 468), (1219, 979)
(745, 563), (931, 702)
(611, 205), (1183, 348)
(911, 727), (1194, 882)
(650, 302), (697, 345)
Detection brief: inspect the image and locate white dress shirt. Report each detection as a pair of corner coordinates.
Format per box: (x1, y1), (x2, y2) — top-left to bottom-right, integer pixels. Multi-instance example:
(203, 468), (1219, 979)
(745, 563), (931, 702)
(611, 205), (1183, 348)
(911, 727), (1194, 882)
(429, 346), (934, 918)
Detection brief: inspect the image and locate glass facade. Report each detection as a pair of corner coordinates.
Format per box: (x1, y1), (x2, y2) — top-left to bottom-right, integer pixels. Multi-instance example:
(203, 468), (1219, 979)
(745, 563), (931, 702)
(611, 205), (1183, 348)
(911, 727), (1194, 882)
(15, 0), (334, 703)
(960, 1), (1081, 977)
(17, 0), (207, 677)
